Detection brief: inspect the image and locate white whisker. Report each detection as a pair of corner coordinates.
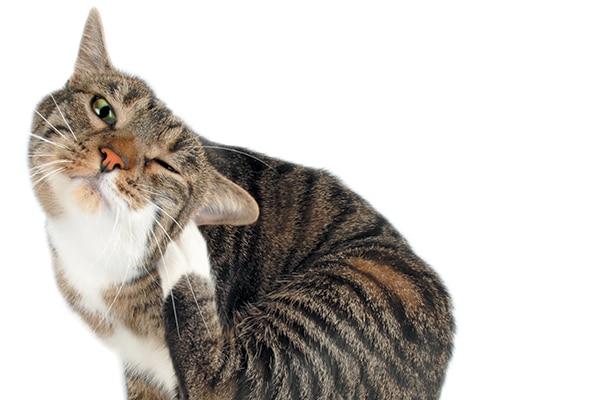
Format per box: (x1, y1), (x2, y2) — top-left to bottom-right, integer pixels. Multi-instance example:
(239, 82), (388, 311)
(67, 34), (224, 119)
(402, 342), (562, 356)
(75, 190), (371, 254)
(147, 204), (174, 241)
(147, 218), (181, 339)
(51, 94), (78, 141)
(202, 145), (274, 171)
(145, 197), (211, 338)
(34, 110), (72, 144)
(30, 132), (70, 150)
(94, 283), (124, 334)
(184, 273), (212, 338)
(31, 166), (65, 187)
(137, 185), (172, 201)
(151, 201), (185, 233)
(28, 152), (58, 158)
(143, 192), (209, 340)
(30, 159), (72, 175)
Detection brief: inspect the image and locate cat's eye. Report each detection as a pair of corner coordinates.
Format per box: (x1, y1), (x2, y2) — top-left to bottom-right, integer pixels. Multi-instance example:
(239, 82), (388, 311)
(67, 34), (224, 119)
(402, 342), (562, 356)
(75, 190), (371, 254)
(155, 159), (177, 173)
(149, 158), (178, 174)
(91, 96), (116, 125)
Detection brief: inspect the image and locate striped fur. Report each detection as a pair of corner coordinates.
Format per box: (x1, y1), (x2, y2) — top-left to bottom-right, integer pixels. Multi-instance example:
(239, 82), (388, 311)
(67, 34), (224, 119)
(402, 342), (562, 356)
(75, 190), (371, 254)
(29, 9), (453, 400)
(167, 145), (454, 399)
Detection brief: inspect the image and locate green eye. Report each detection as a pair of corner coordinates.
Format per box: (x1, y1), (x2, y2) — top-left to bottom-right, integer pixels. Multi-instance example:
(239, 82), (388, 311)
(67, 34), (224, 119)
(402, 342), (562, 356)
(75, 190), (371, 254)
(92, 96), (116, 124)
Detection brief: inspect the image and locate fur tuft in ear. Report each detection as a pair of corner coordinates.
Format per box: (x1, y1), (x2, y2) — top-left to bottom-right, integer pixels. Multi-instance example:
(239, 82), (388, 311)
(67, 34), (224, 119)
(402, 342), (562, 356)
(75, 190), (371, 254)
(73, 8), (114, 75)
(195, 172), (260, 226)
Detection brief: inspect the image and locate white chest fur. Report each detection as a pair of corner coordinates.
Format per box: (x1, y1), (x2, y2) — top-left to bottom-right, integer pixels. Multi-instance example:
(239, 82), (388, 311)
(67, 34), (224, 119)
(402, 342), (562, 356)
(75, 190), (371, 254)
(47, 197), (156, 313)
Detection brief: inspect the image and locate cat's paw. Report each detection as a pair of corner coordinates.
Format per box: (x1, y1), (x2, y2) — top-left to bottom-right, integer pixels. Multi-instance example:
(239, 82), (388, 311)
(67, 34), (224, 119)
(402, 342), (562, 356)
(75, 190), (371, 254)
(158, 221), (211, 299)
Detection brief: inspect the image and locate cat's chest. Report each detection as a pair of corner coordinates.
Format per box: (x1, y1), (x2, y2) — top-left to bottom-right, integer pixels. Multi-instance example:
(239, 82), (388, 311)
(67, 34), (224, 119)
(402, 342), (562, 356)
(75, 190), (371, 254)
(46, 200), (156, 313)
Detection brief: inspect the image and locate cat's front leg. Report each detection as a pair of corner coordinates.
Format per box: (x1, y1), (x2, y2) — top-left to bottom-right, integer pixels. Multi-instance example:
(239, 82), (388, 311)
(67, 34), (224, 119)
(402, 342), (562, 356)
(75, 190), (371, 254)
(164, 274), (236, 400)
(158, 221), (212, 299)
(160, 222), (235, 398)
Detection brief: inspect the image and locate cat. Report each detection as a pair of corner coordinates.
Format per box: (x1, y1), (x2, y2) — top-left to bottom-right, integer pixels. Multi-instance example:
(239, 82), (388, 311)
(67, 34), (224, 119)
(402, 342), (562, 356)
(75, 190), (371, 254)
(29, 8), (454, 400)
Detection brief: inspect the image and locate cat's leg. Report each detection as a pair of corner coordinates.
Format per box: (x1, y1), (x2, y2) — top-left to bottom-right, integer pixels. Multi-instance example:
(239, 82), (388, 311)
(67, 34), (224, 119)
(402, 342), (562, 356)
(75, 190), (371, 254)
(164, 274), (237, 399)
(158, 221), (212, 298)
(160, 222), (236, 398)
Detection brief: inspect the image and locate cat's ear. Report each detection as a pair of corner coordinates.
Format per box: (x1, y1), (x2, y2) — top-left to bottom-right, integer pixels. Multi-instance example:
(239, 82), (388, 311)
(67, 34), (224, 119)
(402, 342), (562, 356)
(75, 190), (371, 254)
(195, 172), (260, 226)
(73, 8), (114, 76)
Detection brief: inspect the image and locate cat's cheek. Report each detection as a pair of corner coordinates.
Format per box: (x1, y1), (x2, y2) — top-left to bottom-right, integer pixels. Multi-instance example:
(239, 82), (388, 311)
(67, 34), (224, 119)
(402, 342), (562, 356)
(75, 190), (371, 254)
(34, 182), (64, 218)
(158, 222), (212, 299)
(38, 174), (74, 218)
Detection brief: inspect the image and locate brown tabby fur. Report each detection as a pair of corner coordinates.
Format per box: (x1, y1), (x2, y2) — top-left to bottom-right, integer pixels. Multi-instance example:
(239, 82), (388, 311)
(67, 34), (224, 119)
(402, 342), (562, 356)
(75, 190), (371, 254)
(29, 9), (453, 400)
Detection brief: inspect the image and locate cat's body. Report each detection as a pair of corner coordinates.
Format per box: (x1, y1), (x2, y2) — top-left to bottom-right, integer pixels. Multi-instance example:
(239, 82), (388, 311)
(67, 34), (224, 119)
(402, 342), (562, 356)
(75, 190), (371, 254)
(172, 143), (454, 399)
(29, 9), (453, 400)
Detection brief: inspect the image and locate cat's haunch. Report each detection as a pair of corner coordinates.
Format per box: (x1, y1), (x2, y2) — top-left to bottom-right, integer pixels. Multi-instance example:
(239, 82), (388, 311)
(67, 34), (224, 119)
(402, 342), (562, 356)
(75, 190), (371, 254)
(29, 8), (453, 400)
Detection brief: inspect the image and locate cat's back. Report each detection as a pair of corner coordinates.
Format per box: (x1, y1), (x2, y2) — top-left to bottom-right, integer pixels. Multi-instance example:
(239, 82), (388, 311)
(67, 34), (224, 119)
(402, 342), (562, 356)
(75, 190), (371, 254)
(198, 141), (453, 399)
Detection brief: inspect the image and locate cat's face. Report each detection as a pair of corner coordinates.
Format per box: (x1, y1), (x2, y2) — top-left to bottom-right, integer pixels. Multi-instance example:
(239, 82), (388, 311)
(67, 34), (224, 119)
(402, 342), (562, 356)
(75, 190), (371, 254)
(29, 9), (258, 265)
(31, 73), (205, 218)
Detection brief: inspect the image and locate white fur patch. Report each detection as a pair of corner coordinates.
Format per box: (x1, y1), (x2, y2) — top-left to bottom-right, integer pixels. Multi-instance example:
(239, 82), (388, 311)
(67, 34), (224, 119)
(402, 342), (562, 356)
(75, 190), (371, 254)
(106, 326), (177, 395)
(158, 221), (212, 299)
(47, 174), (156, 314)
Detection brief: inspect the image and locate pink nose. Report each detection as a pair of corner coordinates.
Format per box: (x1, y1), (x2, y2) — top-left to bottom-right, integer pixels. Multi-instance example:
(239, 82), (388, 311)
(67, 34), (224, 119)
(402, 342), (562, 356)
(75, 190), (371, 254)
(99, 146), (126, 172)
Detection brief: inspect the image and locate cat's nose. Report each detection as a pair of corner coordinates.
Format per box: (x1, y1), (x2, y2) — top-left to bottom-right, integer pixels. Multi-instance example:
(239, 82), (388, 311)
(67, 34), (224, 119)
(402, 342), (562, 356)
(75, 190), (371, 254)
(99, 146), (127, 172)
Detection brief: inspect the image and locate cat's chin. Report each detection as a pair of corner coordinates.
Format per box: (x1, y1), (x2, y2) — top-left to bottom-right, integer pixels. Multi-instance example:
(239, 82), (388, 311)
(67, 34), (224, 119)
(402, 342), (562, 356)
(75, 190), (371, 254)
(70, 177), (102, 214)
(67, 174), (132, 215)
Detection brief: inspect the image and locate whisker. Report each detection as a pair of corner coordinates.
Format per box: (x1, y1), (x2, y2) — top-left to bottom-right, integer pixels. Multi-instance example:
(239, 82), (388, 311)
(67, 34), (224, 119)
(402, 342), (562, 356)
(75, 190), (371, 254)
(30, 167), (64, 181)
(147, 217), (182, 339)
(51, 94), (78, 141)
(150, 201), (185, 233)
(34, 110), (72, 144)
(28, 152), (58, 158)
(31, 166), (65, 187)
(30, 132), (70, 150)
(201, 145), (275, 171)
(145, 197), (211, 338)
(137, 185), (173, 202)
(136, 193), (183, 339)
(184, 273), (212, 338)
(94, 283), (124, 334)
(149, 208), (175, 244)
(30, 159), (72, 174)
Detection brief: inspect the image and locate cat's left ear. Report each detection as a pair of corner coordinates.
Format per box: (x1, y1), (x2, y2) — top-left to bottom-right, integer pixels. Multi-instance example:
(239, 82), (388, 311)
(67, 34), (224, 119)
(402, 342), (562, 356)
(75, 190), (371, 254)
(73, 8), (114, 76)
(194, 172), (260, 226)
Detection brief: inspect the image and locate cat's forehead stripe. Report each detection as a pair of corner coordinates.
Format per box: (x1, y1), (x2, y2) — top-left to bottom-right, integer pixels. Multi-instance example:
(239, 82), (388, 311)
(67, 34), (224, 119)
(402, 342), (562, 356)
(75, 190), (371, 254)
(123, 87), (142, 105)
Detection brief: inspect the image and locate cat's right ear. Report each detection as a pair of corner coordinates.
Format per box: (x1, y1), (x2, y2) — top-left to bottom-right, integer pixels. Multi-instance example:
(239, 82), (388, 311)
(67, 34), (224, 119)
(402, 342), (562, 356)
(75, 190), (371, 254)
(73, 8), (114, 76)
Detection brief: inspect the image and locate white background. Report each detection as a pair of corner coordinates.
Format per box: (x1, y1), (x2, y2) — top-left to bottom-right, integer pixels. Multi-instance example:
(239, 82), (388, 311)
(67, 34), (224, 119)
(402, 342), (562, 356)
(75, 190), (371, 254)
(2, 1), (599, 399)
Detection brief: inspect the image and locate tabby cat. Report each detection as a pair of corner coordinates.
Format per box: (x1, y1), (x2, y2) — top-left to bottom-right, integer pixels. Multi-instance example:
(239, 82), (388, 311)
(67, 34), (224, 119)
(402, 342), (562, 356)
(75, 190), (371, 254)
(29, 9), (453, 400)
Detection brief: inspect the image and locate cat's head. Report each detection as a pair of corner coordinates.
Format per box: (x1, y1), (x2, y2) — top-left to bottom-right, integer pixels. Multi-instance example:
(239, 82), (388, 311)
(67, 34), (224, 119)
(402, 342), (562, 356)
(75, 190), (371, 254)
(29, 9), (258, 254)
